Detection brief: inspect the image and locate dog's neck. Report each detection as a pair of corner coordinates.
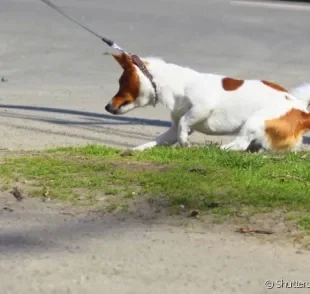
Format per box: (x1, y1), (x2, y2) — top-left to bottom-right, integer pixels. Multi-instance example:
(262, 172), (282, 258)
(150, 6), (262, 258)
(140, 57), (200, 110)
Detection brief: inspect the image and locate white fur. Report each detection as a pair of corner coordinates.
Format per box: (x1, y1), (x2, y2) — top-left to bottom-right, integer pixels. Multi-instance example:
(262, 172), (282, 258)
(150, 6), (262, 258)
(117, 57), (310, 151)
(220, 100), (307, 152)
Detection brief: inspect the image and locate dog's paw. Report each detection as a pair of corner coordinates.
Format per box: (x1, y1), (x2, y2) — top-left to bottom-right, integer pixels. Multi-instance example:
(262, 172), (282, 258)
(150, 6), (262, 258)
(178, 132), (190, 148)
(178, 139), (191, 148)
(220, 142), (236, 150)
(184, 141), (191, 148)
(220, 144), (229, 150)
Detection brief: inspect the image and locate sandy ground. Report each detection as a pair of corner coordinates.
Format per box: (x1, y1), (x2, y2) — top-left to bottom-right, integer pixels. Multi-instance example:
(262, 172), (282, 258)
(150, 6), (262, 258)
(1, 191), (310, 294)
(1, 0), (310, 293)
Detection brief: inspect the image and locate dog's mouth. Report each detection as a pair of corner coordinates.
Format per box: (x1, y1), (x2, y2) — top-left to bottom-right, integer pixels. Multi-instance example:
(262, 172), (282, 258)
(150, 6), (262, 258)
(105, 101), (135, 115)
(105, 104), (118, 114)
(105, 104), (120, 115)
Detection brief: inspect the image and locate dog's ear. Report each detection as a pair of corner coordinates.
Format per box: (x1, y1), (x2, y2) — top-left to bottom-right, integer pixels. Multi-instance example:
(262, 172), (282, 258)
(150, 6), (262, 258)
(112, 53), (133, 69)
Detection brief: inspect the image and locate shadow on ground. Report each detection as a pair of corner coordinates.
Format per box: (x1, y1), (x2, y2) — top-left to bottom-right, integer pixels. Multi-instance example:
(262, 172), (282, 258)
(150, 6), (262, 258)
(0, 104), (173, 148)
(0, 192), (175, 254)
(0, 104), (171, 127)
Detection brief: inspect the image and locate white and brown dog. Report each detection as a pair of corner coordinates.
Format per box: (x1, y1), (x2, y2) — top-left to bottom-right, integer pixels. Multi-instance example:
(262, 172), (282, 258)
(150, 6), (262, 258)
(105, 53), (310, 152)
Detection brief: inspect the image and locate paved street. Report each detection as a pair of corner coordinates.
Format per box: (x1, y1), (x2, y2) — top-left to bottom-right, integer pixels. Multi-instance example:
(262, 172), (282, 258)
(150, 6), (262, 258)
(1, 0), (310, 150)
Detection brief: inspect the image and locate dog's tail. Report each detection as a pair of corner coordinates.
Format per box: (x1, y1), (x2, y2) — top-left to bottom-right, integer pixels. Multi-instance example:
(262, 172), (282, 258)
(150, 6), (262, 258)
(288, 83), (310, 107)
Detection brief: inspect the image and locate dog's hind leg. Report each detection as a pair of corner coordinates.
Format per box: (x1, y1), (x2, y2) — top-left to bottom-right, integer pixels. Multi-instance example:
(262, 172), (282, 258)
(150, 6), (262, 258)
(221, 138), (264, 153)
(245, 139), (263, 153)
(220, 137), (252, 151)
(221, 113), (266, 152)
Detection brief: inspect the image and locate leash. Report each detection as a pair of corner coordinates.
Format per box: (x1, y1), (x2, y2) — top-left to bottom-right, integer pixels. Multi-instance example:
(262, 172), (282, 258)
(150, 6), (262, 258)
(39, 0), (127, 53)
(38, 0), (158, 104)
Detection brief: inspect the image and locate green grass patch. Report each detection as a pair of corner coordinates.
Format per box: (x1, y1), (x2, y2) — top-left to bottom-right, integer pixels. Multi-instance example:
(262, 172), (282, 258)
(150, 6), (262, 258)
(299, 216), (310, 233)
(1, 144), (310, 227)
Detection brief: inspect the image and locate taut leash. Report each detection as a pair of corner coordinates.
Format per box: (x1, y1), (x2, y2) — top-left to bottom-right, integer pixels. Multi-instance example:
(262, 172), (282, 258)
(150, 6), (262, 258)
(39, 0), (128, 53)
(39, 0), (158, 104)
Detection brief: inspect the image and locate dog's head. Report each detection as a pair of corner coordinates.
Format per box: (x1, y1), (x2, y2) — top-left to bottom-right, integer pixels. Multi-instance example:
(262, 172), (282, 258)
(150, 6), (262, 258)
(105, 53), (155, 115)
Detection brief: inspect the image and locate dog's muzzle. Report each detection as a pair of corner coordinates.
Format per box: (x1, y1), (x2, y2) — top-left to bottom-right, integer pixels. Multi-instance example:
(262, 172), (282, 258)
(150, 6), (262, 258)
(105, 103), (119, 115)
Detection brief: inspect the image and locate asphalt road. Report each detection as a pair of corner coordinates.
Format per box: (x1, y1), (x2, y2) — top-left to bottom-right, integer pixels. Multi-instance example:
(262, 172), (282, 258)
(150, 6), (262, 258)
(1, 0), (310, 150)
(1, 1), (310, 293)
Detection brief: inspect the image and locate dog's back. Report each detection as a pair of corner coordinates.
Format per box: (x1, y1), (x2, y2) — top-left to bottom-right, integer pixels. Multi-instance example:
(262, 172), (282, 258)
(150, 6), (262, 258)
(186, 76), (293, 135)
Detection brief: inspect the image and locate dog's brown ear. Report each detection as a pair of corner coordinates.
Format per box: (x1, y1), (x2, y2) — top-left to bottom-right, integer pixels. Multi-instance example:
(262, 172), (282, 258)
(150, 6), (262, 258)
(112, 53), (133, 69)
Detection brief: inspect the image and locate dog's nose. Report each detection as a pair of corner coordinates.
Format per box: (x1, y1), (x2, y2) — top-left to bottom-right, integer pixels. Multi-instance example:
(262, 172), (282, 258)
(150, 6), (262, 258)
(105, 104), (111, 113)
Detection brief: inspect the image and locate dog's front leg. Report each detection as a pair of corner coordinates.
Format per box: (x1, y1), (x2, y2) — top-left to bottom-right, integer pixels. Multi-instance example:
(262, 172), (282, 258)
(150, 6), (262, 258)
(132, 126), (178, 151)
(178, 106), (208, 147)
(132, 116), (180, 151)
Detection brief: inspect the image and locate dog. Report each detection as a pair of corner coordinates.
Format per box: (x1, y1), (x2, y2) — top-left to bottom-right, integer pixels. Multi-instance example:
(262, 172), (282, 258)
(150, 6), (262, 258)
(220, 84), (310, 152)
(105, 53), (310, 151)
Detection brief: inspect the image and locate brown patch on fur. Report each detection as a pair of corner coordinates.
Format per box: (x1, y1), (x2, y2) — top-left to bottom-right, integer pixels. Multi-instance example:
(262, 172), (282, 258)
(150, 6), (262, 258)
(222, 77), (244, 91)
(112, 53), (133, 69)
(111, 53), (140, 108)
(262, 80), (287, 92)
(265, 109), (310, 150)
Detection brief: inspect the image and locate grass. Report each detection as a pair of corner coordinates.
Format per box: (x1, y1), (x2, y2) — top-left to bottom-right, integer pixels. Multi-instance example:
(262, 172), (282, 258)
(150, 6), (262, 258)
(299, 216), (310, 234)
(1, 144), (310, 238)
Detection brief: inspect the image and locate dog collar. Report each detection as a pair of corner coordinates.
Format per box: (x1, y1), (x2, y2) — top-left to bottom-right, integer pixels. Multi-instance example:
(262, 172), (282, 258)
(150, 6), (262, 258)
(131, 54), (158, 106)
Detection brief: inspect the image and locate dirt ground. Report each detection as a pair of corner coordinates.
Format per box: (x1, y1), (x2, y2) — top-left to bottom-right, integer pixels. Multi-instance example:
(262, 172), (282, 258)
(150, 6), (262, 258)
(1, 189), (310, 294)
